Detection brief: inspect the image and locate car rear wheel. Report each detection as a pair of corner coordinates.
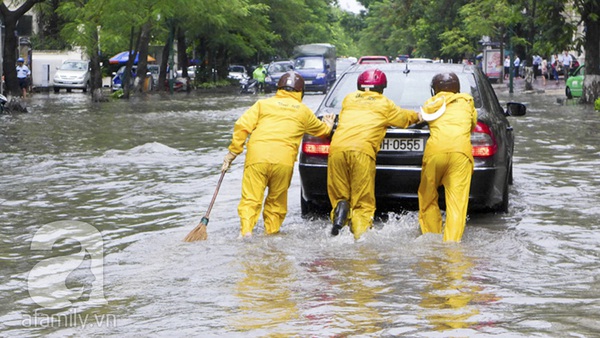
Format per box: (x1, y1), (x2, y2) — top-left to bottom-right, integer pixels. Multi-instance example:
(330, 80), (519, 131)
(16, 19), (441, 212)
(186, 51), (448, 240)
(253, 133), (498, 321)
(300, 190), (315, 217)
(300, 189), (329, 218)
(566, 86), (573, 99)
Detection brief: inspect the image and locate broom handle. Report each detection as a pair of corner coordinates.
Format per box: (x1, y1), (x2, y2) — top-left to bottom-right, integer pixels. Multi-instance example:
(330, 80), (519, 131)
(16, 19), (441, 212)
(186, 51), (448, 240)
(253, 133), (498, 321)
(204, 171), (226, 219)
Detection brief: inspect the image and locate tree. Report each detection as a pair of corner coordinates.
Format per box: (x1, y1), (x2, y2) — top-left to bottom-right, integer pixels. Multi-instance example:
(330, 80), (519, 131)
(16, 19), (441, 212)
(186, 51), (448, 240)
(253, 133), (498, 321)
(31, 0), (69, 50)
(1, 0), (46, 97)
(57, 0), (107, 101)
(573, 0), (600, 103)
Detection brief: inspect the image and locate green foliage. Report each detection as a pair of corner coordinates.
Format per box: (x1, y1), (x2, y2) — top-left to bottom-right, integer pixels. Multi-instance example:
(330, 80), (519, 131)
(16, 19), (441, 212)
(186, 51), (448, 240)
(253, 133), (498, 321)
(595, 97), (600, 111)
(37, 0), (595, 95)
(111, 89), (124, 99)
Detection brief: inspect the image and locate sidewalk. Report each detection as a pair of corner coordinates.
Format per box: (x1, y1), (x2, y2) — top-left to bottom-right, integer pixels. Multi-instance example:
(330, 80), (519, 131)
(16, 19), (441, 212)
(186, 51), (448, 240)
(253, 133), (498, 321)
(491, 76), (566, 97)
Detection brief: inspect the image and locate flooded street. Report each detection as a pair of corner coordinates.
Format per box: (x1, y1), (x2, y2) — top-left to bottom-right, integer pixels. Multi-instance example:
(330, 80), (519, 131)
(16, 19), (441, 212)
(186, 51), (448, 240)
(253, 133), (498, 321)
(1, 85), (599, 337)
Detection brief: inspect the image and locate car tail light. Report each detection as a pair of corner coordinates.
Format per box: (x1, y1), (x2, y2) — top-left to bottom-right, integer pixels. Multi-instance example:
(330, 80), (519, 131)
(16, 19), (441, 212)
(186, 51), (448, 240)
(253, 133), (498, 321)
(471, 122), (497, 157)
(302, 135), (330, 155)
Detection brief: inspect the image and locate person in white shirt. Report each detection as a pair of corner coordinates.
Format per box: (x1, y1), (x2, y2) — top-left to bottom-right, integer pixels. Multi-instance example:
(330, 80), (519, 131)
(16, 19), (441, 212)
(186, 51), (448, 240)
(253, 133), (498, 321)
(503, 56), (510, 80)
(561, 51), (572, 82)
(16, 57), (31, 98)
(513, 56), (520, 78)
(532, 55), (542, 79)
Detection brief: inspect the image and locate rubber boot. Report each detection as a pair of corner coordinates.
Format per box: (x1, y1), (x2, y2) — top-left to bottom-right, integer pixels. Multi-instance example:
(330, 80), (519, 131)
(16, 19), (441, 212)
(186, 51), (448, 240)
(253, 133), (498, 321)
(331, 200), (350, 236)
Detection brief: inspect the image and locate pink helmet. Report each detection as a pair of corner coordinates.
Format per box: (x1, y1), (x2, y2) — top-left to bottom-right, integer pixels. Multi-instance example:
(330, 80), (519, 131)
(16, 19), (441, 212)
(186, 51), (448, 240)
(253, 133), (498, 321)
(357, 69), (387, 93)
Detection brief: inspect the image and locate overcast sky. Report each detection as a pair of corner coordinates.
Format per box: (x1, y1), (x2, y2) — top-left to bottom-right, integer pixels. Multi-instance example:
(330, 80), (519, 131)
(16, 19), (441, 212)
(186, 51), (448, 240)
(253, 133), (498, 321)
(338, 0), (365, 13)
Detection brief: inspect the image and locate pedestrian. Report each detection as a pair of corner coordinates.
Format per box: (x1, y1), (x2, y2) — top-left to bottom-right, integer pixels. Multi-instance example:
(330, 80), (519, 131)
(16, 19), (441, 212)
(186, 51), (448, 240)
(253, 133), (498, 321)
(551, 54), (560, 84)
(16, 57), (31, 98)
(327, 68), (420, 240)
(417, 72), (477, 242)
(513, 56), (520, 78)
(221, 71), (335, 238)
(252, 64), (267, 94)
(532, 55), (542, 80)
(541, 57), (548, 86)
(561, 51), (572, 83)
(503, 55), (510, 80)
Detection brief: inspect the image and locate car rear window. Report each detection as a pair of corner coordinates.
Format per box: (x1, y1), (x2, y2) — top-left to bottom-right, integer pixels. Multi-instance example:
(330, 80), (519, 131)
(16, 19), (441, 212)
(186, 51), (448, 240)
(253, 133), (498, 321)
(325, 70), (481, 109)
(295, 57), (323, 70)
(269, 63), (293, 73)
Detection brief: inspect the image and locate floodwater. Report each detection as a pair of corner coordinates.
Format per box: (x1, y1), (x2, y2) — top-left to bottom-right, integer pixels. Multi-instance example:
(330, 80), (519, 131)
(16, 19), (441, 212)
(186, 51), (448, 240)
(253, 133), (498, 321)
(0, 85), (599, 337)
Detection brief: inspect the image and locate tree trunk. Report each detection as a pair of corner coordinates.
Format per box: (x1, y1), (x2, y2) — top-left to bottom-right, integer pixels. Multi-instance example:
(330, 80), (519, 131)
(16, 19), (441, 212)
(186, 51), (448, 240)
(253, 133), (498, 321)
(123, 27), (140, 99)
(177, 27), (189, 78)
(134, 21), (152, 93)
(158, 39), (170, 92)
(581, 4), (600, 104)
(582, 75), (600, 105)
(90, 27), (106, 102)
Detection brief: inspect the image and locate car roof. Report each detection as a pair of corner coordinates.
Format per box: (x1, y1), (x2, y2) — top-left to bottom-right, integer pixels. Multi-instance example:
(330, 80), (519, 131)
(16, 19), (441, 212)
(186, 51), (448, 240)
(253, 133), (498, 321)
(344, 62), (471, 74)
(323, 62), (483, 111)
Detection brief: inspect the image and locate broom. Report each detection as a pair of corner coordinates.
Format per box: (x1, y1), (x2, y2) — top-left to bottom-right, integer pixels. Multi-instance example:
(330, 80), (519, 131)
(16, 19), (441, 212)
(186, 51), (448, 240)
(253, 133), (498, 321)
(183, 171), (226, 242)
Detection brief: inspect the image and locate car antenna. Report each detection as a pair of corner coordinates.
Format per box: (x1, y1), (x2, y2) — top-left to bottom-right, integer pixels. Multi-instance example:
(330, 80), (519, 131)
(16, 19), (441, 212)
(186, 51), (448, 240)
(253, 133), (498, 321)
(403, 63), (410, 74)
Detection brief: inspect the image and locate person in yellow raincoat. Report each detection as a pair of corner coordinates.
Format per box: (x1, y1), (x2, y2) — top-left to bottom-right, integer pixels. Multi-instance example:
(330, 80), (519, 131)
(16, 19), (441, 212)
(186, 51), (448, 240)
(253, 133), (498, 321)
(418, 72), (478, 242)
(222, 71), (335, 237)
(328, 68), (420, 240)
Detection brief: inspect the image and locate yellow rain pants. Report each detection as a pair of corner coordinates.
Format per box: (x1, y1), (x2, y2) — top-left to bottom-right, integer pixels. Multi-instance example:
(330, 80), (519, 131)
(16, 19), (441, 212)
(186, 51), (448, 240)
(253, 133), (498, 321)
(418, 152), (473, 242)
(239, 163), (294, 236)
(418, 91), (477, 242)
(327, 150), (376, 239)
(328, 89), (419, 239)
(228, 90), (332, 236)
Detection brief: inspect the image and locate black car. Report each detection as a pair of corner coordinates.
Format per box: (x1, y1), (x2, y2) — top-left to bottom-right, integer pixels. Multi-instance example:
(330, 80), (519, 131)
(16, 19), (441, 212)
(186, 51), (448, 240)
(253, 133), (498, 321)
(298, 62), (526, 216)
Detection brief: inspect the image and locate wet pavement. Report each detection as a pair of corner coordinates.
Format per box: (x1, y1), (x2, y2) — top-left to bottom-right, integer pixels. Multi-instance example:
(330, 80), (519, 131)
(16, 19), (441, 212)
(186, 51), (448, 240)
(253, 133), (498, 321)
(492, 75), (568, 98)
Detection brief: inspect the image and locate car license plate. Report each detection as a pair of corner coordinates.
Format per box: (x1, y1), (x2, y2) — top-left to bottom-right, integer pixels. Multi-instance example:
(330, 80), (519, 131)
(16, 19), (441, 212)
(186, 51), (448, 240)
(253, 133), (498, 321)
(305, 80), (313, 84)
(380, 138), (424, 151)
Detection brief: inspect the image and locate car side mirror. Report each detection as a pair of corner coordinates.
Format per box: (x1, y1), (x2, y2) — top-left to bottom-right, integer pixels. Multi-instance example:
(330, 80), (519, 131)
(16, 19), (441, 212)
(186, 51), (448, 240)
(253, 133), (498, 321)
(506, 102), (526, 116)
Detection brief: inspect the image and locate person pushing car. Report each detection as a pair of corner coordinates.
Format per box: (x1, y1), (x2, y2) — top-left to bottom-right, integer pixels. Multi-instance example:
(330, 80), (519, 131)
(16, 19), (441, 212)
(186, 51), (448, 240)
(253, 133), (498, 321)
(222, 71), (335, 238)
(327, 68), (420, 240)
(418, 72), (477, 242)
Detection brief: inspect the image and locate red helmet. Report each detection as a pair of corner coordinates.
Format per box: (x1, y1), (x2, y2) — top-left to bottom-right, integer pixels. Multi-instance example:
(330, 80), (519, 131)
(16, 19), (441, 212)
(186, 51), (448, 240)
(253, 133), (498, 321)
(357, 68), (387, 93)
(277, 71), (305, 92)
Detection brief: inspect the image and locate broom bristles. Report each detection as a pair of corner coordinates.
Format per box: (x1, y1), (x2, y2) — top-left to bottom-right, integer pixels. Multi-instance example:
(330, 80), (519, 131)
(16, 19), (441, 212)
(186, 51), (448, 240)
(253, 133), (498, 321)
(183, 223), (208, 242)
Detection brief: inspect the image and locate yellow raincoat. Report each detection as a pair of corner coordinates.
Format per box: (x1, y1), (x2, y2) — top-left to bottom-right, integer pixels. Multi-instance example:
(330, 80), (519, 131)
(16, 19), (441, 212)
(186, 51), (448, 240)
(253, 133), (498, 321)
(418, 91), (477, 242)
(228, 89), (332, 236)
(328, 90), (419, 239)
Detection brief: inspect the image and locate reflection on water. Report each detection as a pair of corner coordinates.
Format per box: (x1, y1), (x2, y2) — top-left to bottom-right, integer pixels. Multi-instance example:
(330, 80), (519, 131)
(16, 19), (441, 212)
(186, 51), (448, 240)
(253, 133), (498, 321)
(416, 245), (499, 332)
(232, 245), (300, 332)
(1, 90), (600, 336)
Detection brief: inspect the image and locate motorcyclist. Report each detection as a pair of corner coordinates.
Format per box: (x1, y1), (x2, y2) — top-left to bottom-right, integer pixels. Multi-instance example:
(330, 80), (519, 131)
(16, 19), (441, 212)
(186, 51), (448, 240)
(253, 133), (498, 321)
(222, 71), (335, 237)
(417, 72), (477, 242)
(252, 64), (267, 94)
(327, 68), (420, 240)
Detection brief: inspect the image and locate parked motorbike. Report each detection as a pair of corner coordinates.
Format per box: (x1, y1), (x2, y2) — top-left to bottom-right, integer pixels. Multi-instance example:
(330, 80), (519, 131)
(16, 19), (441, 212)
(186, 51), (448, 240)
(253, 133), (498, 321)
(0, 94), (8, 114)
(239, 77), (258, 94)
